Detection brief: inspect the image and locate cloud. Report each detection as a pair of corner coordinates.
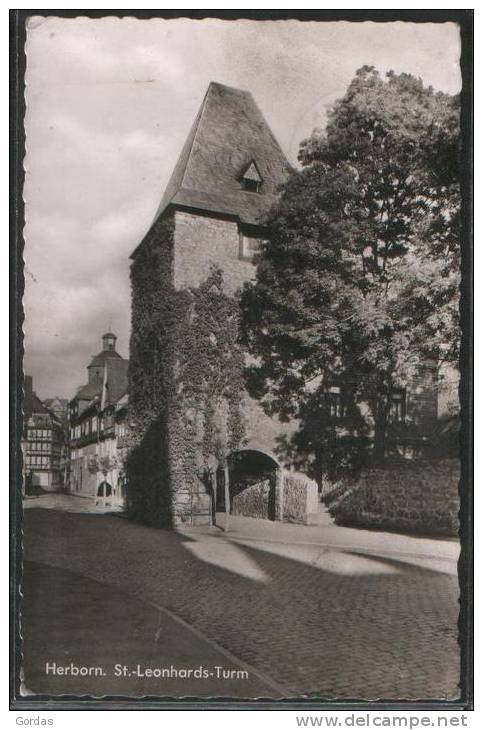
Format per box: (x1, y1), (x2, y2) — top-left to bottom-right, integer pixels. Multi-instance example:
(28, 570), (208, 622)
(27, 16), (187, 85)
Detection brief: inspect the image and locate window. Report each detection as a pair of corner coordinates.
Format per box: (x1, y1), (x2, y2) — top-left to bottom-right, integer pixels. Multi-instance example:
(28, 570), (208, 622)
(239, 232), (266, 261)
(241, 178), (260, 192)
(242, 236), (261, 257)
(326, 386), (344, 419)
(389, 390), (406, 423)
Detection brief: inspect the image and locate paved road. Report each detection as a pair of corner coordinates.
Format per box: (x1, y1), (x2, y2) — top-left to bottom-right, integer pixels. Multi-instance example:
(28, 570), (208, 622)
(23, 492), (123, 514)
(22, 561), (282, 699)
(21, 502), (461, 701)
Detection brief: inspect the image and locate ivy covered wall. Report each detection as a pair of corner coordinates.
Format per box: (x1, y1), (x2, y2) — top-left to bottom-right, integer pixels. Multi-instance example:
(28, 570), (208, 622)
(127, 211), (247, 527)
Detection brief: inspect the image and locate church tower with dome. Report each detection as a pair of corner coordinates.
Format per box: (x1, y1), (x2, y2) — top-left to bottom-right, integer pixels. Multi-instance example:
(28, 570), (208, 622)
(68, 332), (129, 499)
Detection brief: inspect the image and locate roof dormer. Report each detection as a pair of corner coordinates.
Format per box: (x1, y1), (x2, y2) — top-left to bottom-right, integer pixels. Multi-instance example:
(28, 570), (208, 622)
(239, 160), (263, 192)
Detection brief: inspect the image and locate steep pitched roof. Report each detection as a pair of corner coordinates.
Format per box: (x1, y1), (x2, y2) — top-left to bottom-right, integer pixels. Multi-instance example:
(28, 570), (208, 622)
(142, 82), (292, 243)
(76, 382), (102, 401)
(24, 390), (50, 421)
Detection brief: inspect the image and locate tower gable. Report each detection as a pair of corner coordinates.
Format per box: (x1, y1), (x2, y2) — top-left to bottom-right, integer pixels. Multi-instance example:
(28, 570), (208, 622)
(134, 82), (291, 260)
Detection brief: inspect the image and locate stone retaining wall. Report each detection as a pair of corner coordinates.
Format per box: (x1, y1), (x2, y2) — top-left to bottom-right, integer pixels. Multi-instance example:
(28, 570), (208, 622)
(329, 459), (460, 536)
(231, 472), (319, 524)
(232, 479), (271, 519)
(283, 473), (319, 524)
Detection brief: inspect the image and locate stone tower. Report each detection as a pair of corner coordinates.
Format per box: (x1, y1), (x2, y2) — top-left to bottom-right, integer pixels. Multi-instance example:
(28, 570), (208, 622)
(128, 82), (298, 527)
(131, 81), (292, 294)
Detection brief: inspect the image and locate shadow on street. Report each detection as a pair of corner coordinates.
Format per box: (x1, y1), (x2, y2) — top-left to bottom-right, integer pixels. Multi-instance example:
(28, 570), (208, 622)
(21, 507), (461, 701)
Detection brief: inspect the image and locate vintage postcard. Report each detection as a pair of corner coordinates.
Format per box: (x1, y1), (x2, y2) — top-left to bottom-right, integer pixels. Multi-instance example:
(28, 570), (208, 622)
(12, 11), (471, 708)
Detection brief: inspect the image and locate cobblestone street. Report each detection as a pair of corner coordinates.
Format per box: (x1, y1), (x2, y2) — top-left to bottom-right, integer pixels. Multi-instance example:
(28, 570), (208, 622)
(22, 498), (461, 701)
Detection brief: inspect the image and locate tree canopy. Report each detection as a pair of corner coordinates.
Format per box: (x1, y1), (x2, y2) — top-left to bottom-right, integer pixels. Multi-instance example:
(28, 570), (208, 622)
(241, 66), (460, 478)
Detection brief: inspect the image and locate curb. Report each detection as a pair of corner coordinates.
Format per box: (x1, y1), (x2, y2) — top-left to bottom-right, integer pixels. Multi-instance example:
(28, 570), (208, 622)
(144, 599), (294, 698)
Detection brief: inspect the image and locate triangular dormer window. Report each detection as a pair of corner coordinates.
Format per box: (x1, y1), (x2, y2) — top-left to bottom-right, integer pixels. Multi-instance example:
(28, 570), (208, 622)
(240, 161), (263, 193)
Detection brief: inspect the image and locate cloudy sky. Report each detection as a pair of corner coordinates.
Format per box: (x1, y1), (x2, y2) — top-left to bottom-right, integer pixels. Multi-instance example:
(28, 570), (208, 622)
(23, 16), (462, 399)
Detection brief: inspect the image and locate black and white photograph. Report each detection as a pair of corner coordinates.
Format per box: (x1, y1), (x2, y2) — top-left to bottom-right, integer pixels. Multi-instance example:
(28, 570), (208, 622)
(12, 10), (471, 708)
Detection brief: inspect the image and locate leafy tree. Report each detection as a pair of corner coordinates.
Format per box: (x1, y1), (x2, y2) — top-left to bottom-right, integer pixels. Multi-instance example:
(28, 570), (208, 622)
(241, 66), (460, 477)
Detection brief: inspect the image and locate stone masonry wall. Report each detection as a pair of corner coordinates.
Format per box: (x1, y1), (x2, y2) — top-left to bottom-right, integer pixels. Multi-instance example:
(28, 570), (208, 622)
(231, 472), (318, 524)
(174, 210), (255, 295)
(242, 393), (297, 465)
(232, 479), (271, 519)
(283, 473), (319, 525)
(174, 209), (297, 464)
(329, 459), (460, 536)
(129, 211), (298, 528)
